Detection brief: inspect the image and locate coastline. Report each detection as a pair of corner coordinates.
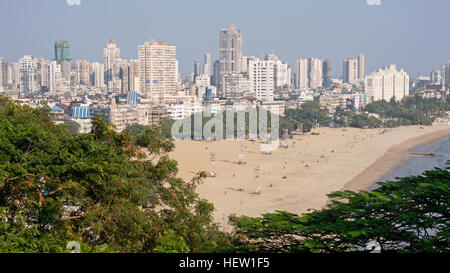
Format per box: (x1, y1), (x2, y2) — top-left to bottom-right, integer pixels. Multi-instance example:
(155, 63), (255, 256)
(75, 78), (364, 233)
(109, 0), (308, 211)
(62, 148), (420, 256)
(170, 124), (450, 229)
(341, 127), (450, 192)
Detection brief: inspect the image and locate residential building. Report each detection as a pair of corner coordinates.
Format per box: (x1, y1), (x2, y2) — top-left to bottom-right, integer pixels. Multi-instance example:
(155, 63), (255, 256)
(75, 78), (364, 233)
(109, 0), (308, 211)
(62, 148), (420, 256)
(365, 64), (410, 102)
(138, 41), (177, 98)
(343, 58), (359, 84)
(294, 58), (308, 89)
(248, 58), (275, 101)
(219, 24), (243, 94)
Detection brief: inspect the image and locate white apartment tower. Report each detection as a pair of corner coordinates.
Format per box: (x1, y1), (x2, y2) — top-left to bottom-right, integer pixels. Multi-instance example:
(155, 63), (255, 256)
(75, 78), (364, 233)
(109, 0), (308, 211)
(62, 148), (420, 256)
(343, 58), (359, 84)
(90, 62), (105, 89)
(204, 53), (212, 77)
(308, 58), (323, 89)
(365, 64), (410, 102)
(358, 54), (365, 79)
(19, 55), (38, 95)
(219, 24), (243, 94)
(76, 60), (91, 86)
(266, 54), (290, 89)
(248, 58), (275, 101)
(104, 39), (121, 84)
(295, 58), (309, 89)
(138, 41), (177, 99)
(48, 61), (62, 93)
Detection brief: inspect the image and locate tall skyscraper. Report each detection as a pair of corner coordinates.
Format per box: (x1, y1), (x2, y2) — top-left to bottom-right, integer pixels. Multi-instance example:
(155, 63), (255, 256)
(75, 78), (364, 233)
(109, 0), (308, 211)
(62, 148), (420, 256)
(90, 62), (105, 89)
(441, 60), (450, 87)
(19, 55), (38, 95)
(38, 58), (50, 91)
(294, 58), (308, 89)
(203, 53), (212, 77)
(0, 57), (4, 92)
(193, 59), (201, 84)
(308, 58), (323, 89)
(323, 59), (331, 88)
(365, 65), (409, 102)
(128, 59), (139, 92)
(248, 58), (275, 101)
(0, 57), (7, 91)
(219, 24), (243, 95)
(343, 58), (359, 84)
(48, 61), (62, 93)
(75, 60), (91, 86)
(358, 54), (365, 79)
(138, 41), (177, 98)
(54, 41), (71, 82)
(212, 60), (220, 87)
(104, 39), (121, 85)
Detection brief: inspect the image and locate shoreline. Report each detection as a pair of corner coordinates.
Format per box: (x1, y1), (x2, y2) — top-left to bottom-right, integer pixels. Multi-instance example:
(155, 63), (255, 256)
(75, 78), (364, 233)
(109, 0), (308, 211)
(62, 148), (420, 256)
(341, 127), (450, 192)
(170, 124), (450, 229)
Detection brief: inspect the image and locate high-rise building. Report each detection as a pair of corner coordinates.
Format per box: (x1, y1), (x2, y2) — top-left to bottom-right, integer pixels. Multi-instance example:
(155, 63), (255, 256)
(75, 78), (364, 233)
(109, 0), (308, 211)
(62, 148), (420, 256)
(138, 41), (177, 98)
(55, 41), (70, 62)
(430, 69), (441, 84)
(440, 61), (450, 87)
(266, 54), (290, 89)
(104, 39), (121, 85)
(19, 55), (38, 95)
(193, 59), (201, 84)
(0, 57), (7, 91)
(358, 54), (365, 79)
(128, 59), (139, 92)
(0, 57), (3, 92)
(54, 41), (71, 82)
(75, 60), (91, 86)
(248, 58), (275, 101)
(38, 59), (50, 91)
(294, 58), (309, 89)
(212, 60), (220, 87)
(343, 58), (359, 84)
(119, 61), (130, 94)
(219, 24), (243, 94)
(49, 61), (62, 93)
(203, 53), (212, 77)
(308, 58), (323, 89)
(322, 59), (331, 88)
(90, 62), (105, 89)
(12, 62), (20, 90)
(224, 73), (251, 101)
(365, 64), (409, 102)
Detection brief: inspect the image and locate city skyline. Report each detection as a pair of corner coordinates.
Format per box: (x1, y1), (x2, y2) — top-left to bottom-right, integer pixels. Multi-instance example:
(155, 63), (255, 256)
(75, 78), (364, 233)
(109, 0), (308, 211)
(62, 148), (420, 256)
(0, 0), (449, 77)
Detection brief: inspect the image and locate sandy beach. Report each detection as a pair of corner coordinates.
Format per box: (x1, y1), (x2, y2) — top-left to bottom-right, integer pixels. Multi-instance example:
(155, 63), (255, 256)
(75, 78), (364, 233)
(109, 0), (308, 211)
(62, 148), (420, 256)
(169, 124), (450, 230)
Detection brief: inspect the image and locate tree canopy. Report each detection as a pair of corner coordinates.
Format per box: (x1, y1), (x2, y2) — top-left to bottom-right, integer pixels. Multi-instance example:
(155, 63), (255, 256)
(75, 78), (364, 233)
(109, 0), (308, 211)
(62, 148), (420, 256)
(0, 97), (227, 253)
(230, 164), (450, 253)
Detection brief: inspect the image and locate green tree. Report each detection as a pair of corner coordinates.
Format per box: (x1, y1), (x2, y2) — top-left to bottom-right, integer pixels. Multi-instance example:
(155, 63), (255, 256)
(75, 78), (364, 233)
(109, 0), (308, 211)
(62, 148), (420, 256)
(0, 97), (227, 253)
(64, 120), (81, 135)
(230, 164), (450, 253)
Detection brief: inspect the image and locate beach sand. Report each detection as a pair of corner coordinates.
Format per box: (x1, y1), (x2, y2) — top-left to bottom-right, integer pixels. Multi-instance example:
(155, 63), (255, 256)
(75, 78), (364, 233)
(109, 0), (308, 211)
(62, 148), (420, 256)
(169, 124), (450, 230)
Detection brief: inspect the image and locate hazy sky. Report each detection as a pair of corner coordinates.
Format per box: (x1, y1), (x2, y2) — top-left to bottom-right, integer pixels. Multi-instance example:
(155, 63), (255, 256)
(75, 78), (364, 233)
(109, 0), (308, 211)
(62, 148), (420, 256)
(1, 0), (449, 77)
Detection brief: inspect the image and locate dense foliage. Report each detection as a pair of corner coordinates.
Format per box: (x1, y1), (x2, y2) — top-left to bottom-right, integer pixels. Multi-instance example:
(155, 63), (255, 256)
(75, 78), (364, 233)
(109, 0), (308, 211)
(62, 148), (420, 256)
(334, 111), (383, 129)
(364, 96), (450, 127)
(284, 101), (332, 133)
(0, 97), (227, 253)
(230, 164), (450, 253)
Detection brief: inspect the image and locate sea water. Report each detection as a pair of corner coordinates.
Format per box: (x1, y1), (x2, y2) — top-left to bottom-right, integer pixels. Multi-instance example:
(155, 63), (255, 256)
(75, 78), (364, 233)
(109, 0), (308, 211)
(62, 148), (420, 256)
(370, 136), (450, 191)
